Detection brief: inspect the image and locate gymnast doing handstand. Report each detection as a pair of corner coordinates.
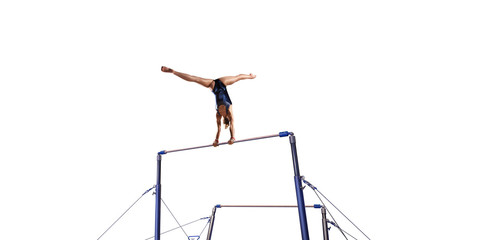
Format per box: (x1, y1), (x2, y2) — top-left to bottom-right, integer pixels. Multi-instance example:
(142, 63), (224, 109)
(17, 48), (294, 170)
(161, 66), (256, 147)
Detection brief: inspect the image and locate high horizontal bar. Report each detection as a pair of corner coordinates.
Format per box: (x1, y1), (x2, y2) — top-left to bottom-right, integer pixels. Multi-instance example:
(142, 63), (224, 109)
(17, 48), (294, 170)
(159, 131), (292, 155)
(216, 204), (322, 208)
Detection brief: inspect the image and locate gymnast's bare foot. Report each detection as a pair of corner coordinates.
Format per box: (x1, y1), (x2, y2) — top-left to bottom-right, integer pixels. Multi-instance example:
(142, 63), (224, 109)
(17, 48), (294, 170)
(248, 73), (256, 79)
(161, 66), (174, 73)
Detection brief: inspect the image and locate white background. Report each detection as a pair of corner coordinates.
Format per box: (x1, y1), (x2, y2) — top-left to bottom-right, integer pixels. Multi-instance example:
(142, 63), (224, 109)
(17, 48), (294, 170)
(1, 1), (479, 240)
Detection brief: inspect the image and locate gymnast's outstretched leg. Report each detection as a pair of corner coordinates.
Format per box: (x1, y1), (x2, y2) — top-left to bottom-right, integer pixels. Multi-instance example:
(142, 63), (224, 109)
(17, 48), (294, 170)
(218, 73), (256, 86)
(161, 66), (214, 89)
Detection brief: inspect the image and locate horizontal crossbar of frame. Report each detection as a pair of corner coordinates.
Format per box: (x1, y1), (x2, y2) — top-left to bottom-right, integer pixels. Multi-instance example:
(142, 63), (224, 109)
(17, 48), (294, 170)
(158, 131), (292, 155)
(216, 204), (322, 208)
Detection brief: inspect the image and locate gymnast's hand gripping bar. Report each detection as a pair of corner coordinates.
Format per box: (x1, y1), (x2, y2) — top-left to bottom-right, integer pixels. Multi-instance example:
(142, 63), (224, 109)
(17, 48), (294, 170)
(158, 131), (292, 155)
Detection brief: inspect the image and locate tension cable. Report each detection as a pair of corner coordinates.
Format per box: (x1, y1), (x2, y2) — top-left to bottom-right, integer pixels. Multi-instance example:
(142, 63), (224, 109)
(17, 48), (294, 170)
(144, 217), (210, 240)
(161, 198), (190, 239)
(97, 185), (155, 240)
(303, 178), (371, 240)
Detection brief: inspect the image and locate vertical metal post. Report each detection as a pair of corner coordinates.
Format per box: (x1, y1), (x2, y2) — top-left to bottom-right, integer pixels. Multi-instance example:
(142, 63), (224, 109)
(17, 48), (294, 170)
(154, 153), (162, 240)
(206, 206), (218, 240)
(321, 207), (330, 240)
(289, 134), (310, 240)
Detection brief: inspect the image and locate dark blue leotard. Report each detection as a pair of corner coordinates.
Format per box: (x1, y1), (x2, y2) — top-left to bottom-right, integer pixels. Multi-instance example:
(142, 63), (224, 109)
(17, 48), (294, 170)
(212, 79), (232, 112)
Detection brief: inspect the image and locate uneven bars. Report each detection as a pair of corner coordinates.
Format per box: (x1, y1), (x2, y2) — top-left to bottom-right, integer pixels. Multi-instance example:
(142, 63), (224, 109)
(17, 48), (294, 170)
(158, 131), (292, 155)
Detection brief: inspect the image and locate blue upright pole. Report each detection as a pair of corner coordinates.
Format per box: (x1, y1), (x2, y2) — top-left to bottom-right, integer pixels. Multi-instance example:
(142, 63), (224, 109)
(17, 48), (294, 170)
(154, 153), (162, 240)
(289, 134), (310, 240)
(206, 205), (218, 240)
(321, 207), (330, 240)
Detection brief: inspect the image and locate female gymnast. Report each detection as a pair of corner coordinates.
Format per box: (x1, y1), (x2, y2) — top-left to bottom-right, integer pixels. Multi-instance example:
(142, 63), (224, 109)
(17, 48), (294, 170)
(161, 66), (256, 147)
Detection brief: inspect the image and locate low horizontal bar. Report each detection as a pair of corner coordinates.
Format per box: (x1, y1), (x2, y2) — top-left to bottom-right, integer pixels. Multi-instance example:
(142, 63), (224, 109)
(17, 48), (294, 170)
(216, 204), (322, 208)
(159, 131), (292, 155)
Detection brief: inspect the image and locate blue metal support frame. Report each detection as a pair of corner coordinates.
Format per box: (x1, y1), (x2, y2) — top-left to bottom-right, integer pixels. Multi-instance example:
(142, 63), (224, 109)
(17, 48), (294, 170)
(154, 154), (162, 240)
(321, 206), (330, 240)
(205, 205), (218, 240)
(289, 134), (310, 240)
(155, 131), (309, 240)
